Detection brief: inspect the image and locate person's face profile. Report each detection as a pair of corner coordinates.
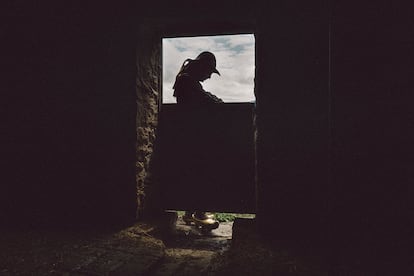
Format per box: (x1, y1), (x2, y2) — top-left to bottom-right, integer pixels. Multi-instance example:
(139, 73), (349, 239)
(199, 71), (212, 82)
(197, 63), (213, 82)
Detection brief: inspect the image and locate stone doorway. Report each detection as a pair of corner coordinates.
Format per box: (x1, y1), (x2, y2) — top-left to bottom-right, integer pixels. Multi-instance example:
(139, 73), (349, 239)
(136, 22), (258, 219)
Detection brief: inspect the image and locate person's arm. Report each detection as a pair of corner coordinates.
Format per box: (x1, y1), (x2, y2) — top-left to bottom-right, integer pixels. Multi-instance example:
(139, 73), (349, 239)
(174, 75), (223, 104)
(201, 91), (224, 104)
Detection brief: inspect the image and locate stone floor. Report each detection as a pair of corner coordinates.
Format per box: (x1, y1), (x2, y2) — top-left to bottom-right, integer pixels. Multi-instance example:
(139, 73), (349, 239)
(149, 216), (233, 275)
(0, 215), (233, 276)
(0, 222), (164, 275)
(1, 216), (413, 275)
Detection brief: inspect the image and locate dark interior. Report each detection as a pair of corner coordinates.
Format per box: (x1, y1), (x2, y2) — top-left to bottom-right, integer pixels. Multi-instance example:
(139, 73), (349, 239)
(3, 0), (413, 266)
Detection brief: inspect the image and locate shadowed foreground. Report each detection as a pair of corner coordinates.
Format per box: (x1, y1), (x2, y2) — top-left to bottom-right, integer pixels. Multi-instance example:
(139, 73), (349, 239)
(2, 217), (412, 275)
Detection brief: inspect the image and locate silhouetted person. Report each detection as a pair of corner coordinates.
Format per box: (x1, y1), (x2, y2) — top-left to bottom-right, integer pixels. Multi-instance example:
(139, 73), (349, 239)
(173, 51), (222, 231)
(173, 51), (223, 105)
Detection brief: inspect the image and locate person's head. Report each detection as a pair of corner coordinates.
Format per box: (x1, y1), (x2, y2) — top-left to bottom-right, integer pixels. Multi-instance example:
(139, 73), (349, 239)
(179, 51), (220, 82)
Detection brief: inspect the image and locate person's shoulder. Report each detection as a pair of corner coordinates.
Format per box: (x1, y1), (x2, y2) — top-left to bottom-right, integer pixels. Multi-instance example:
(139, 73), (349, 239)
(175, 74), (200, 88)
(176, 73), (193, 82)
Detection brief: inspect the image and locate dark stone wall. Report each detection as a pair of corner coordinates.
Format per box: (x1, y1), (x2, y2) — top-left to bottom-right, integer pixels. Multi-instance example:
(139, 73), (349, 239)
(255, 1), (330, 241)
(255, 1), (414, 253)
(330, 1), (414, 250)
(3, 4), (137, 226)
(4, 2), (414, 257)
(135, 24), (161, 218)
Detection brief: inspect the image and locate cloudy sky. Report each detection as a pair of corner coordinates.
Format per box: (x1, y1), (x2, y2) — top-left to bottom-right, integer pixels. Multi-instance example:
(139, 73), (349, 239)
(162, 34), (255, 103)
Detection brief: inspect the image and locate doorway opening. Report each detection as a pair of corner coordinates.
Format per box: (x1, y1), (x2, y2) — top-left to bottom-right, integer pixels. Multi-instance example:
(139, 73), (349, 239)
(158, 33), (257, 236)
(135, 25), (258, 274)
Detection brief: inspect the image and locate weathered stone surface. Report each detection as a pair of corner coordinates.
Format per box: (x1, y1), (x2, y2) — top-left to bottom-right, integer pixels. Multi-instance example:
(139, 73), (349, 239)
(0, 217), (238, 276)
(150, 215), (233, 275)
(0, 223), (165, 276)
(135, 26), (161, 218)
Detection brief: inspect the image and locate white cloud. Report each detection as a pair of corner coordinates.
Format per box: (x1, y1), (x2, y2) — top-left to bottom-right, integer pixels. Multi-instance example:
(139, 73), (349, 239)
(162, 34), (255, 103)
